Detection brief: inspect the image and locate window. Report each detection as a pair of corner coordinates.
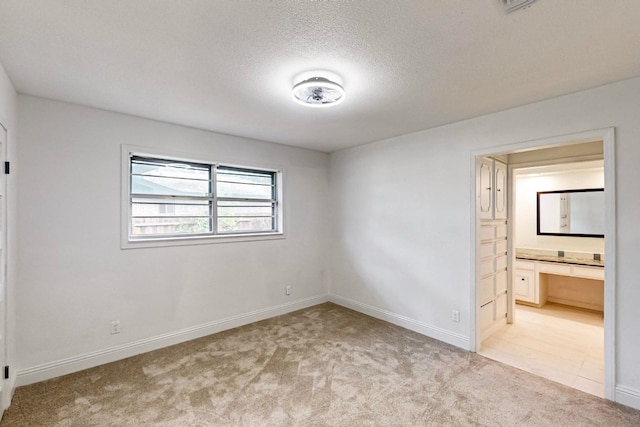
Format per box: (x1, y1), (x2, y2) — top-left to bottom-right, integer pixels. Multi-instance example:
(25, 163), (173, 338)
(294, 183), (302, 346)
(125, 150), (282, 244)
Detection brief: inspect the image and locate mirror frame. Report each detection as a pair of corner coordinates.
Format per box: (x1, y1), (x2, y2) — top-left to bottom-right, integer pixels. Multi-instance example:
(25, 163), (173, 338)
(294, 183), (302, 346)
(536, 188), (605, 238)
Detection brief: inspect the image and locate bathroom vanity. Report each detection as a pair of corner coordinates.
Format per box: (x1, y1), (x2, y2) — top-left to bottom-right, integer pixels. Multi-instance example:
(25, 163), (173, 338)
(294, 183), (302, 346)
(514, 250), (604, 311)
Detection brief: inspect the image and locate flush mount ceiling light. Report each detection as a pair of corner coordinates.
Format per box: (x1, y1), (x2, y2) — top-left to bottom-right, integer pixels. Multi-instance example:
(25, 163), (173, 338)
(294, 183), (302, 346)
(292, 77), (345, 107)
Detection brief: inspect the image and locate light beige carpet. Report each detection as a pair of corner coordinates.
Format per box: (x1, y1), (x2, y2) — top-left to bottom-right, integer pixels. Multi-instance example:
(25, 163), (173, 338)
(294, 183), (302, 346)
(2, 303), (640, 426)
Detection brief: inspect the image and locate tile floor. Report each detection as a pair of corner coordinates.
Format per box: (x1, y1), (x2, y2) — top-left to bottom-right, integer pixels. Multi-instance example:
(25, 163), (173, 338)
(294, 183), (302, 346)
(479, 303), (604, 397)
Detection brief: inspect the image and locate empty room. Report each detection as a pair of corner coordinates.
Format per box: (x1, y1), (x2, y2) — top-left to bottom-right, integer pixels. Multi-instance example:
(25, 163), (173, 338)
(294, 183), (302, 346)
(1, 1), (640, 425)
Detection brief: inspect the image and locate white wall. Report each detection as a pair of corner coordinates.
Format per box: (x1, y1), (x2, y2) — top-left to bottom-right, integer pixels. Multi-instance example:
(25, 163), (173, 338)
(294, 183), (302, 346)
(515, 164), (605, 254)
(329, 76), (640, 408)
(0, 61), (18, 406)
(16, 95), (329, 382)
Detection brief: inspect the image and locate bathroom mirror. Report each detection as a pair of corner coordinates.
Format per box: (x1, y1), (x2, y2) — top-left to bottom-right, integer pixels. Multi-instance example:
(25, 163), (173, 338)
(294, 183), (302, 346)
(537, 189), (604, 237)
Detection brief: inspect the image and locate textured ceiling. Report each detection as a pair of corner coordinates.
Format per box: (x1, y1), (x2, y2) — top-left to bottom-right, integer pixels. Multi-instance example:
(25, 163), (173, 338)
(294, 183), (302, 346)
(1, 1), (640, 152)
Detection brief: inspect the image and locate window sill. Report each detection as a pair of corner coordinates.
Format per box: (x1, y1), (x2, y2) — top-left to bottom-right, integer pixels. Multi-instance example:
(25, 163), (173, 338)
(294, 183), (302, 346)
(121, 231), (285, 249)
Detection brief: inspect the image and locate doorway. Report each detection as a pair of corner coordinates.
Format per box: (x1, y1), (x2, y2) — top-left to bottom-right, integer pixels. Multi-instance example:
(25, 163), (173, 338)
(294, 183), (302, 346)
(471, 128), (615, 400)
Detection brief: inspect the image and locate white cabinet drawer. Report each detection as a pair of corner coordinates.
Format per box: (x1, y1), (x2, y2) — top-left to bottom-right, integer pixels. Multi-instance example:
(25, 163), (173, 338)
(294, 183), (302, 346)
(480, 259), (494, 277)
(480, 242), (494, 259)
(515, 260), (535, 271)
(480, 301), (495, 330)
(479, 276), (494, 305)
(572, 266), (604, 280)
(538, 262), (571, 275)
(480, 226), (495, 241)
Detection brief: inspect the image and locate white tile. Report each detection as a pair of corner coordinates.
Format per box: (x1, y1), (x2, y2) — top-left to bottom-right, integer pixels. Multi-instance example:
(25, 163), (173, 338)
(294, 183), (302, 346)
(579, 360), (605, 383)
(480, 303), (603, 398)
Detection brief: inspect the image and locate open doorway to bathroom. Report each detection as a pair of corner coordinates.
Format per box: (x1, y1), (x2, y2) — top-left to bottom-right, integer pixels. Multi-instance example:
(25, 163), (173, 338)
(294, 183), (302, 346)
(473, 129), (615, 400)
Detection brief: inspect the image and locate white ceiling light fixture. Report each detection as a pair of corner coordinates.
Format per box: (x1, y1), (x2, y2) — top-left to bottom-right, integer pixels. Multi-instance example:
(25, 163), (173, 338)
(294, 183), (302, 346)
(292, 76), (345, 108)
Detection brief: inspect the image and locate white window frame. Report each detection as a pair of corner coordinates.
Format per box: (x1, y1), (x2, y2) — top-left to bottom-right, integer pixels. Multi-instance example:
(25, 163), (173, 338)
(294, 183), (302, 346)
(121, 145), (285, 249)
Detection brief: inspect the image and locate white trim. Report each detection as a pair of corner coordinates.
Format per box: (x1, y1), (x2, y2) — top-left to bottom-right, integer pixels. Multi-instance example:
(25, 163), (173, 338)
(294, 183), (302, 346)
(602, 128), (616, 401)
(508, 154), (604, 169)
(329, 294), (470, 350)
(470, 127), (616, 400)
(469, 155), (478, 351)
(471, 128), (612, 158)
(124, 232), (286, 249)
(0, 122), (9, 412)
(506, 163), (516, 327)
(615, 385), (640, 411)
(16, 294), (328, 387)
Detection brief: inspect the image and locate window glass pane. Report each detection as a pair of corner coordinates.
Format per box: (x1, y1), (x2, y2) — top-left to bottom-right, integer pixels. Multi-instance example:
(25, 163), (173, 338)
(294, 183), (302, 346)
(132, 157), (210, 196)
(217, 217), (274, 233)
(216, 168), (274, 199)
(216, 169), (273, 185)
(132, 158), (209, 178)
(131, 217), (211, 236)
(217, 200), (273, 217)
(218, 206), (273, 217)
(132, 200), (210, 217)
(217, 181), (273, 199)
(131, 175), (210, 197)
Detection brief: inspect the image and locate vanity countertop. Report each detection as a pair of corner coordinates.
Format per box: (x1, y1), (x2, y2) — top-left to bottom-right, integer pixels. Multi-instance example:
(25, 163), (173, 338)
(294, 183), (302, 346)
(516, 253), (604, 267)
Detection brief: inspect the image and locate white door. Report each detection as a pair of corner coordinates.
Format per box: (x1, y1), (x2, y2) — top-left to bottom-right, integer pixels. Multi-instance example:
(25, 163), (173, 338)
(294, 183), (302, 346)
(494, 160), (507, 220)
(478, 158), (494, 220)
(0, 125), (7, 415)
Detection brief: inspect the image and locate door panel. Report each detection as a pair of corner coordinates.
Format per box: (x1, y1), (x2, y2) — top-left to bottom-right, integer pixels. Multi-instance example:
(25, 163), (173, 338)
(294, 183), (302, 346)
(479, 159), (493, 219)
(494, 161), (507, 219)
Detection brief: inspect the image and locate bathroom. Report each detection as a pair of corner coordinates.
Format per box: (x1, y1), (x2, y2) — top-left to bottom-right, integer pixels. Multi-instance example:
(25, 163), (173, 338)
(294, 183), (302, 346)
(513, 160), (604, 311)
(478, 140), (607, 398)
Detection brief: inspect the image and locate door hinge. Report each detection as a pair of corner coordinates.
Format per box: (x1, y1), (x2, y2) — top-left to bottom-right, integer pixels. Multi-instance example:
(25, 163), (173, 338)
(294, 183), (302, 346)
(4, 161), (9, 175)
(3, 365), (8, 379)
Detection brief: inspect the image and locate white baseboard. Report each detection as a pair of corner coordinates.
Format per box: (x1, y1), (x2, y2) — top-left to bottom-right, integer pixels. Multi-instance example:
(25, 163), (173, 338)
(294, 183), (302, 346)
(16, 294), (329, 387)
(329, 294), (470, 350)
(15, 294), (636, 409)
(616, 385), (640, 410)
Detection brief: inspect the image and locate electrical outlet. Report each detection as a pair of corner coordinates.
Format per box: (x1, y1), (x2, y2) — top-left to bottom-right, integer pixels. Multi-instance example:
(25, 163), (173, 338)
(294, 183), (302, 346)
(451, 310), (460, 322)
(286, 285), (291, 296)
(111, 320), (121, 335)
